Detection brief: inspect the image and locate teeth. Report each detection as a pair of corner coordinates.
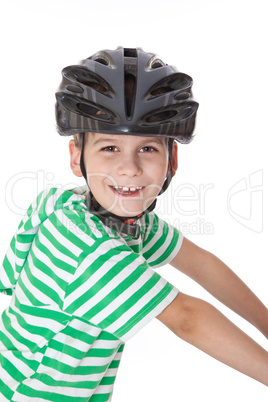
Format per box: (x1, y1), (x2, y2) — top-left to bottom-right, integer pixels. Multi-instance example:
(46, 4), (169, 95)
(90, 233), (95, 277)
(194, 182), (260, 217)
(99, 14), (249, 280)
(113, 186), (142, 192)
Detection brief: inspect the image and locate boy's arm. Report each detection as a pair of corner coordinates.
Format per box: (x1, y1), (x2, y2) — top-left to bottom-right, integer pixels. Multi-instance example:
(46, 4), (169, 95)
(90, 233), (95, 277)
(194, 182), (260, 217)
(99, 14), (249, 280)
(157, 292), (268, 386)
(170, 237), (268, 338)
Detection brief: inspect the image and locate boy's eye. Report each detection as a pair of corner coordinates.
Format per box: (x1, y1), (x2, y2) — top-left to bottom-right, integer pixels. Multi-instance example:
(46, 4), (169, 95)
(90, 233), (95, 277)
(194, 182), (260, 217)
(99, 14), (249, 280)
(140, 146), (157, 153)
(101, 146), (118, 152)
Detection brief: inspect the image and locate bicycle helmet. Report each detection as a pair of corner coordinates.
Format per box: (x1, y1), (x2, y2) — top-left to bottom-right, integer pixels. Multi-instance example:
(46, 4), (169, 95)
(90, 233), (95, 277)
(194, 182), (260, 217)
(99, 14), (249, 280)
(55, 47), (199, 237)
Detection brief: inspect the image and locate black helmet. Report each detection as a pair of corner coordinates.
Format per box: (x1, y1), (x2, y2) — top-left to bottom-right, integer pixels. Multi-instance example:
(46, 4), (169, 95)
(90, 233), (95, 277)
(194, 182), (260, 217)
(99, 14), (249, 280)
(55, 47), (198, 143)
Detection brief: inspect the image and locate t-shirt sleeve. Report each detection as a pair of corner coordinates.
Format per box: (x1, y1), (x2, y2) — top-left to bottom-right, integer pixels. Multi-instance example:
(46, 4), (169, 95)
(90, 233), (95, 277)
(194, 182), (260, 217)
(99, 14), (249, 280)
(63, 236), (179, 342)
(141, 212), (183, 268)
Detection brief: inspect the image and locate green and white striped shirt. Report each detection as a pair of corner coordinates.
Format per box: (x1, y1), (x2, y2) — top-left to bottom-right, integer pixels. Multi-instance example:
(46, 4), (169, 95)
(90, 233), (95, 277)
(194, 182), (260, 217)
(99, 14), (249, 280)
(0, 186), (183, 401)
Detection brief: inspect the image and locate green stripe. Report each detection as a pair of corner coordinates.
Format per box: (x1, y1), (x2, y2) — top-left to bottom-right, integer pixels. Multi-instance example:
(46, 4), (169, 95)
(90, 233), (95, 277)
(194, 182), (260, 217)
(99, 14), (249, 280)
(82, 256), (143, 320)
(2, 310), (37, 351)
(67, 252), (139, 316)
(12, 383), (93, 402)
(39, 223), (78, 262)
(41, 356), (109, 376)
(62, 208), (99, 239)
(54, 190), (76, 210)
(142, 213), (159, 248)
(22, 260), (63, 306)
(143, 221), (168, 260)
(17, 269), (52, 307)
(14, 297), (70, 324)
(60, 325), (95, 345)
(89, 393), (112, 402)
(0, 353), (27, 382)
(1, 255), (15, 288)
(49, 212), (91, 252)
(48, 339), (116, 359)
(65, 242), (124, 298)
(29, 248), (68, 292)
(35, 230), (76, 274)
(38, 188), (59, 223)
(115, 282), (174, 338)
(30, 372), (99, 389)
(0, 379), (14, 400)
(8, 306), (56, 346)
(98, 270), (161, 329)
(150, 227), (180, 266)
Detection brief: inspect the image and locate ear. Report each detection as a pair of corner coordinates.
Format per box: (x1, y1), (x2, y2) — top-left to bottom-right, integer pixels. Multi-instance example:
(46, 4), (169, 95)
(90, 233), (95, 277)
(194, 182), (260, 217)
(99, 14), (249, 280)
(166, 141), (178, 178)
(69, 140), (83, 177)
(171, 141), (178, 177)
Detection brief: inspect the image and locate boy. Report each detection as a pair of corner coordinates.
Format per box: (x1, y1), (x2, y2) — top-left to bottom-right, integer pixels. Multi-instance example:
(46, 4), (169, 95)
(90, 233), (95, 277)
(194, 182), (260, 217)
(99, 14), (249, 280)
(0, 47), (267, 401)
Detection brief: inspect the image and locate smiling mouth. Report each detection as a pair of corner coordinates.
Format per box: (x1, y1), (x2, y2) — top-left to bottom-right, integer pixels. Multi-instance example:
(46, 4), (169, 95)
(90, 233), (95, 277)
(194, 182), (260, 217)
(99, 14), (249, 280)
(110, 186), (144, 195)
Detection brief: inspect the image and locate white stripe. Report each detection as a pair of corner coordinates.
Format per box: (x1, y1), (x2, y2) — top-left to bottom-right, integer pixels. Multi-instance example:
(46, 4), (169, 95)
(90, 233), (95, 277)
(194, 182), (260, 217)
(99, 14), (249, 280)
(152, 232), (184, 268)
(0, 314), (35, 353)
(0, 263), (13, 289)
(18, 191), (45, 230)
(142, 213), (155, 242)
(93, 383), (114, 395)
(30, 243), (74, 283)
(142, 217), (163, 255)
(26, 257), (65, 300)
(53, 331), (120, 353)
(0, 359), (20, 392)
(61, 208), (97, 244)
(44, 214), (83, 257)
(5, 243), (25, 271)
(37, 363), (119, 383)
(37, 229), (77, 268)
(64, 243), (131, 308)
(68, 318), (102, 338)
(14, 239), (32, 252)
(17, 378), (94, 397)
(18, 259), (58, 305)
(0, 393), (11, 402)
(121, 287), (180, 342)
(84, 214), (106, 239)
(4, 245), (16, 268)
(105, 276), (169, 334)
(57, 206), (94, 244)
(4, 308), (45, 347)
(10, 298), (70, 336)
(0, 349), (35, 378)
(43, 347), (121, 368)
(91, 267), (155, 324)
(147, 225), (176, 264)
(12, 391), (52, 402)
(70, 254), (142, 317)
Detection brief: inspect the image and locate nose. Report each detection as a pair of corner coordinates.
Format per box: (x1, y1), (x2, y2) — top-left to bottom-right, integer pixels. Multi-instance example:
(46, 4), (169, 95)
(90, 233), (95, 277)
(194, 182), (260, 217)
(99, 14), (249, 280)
(117, 152), (142, 177)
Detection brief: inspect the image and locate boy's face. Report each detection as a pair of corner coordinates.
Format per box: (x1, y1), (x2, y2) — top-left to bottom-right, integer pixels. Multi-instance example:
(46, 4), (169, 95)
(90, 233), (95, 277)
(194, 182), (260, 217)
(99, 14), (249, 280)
(69, 132), (177, 217)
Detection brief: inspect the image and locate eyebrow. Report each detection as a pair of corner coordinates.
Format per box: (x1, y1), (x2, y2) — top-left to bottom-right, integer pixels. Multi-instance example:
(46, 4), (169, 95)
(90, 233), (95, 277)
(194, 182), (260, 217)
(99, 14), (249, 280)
(92, 136), (165, 146)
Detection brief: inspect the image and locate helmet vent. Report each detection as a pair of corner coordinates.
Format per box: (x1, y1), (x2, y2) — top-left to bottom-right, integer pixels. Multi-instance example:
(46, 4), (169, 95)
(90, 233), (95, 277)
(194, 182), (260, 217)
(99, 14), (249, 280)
(66, 84), (84, 94)
(146, 110), (177, 123)
(124, 48), (137, 58)
(125, 73), (136, 119)
(77, 103), (111, 121)
(151, 59), (165, 69)
(68, 67), (114, 97)
(148, 73), (192, 99)
(93, 57), (109, 66)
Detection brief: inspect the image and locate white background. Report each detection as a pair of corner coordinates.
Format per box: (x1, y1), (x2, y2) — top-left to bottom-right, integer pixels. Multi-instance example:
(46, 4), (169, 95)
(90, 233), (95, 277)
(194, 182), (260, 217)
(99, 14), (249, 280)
(0, 0), (267, 400)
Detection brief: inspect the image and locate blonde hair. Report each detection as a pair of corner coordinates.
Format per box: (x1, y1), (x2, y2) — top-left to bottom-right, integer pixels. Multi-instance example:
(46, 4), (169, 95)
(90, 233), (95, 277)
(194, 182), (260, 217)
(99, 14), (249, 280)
(73, 133), (82, 148)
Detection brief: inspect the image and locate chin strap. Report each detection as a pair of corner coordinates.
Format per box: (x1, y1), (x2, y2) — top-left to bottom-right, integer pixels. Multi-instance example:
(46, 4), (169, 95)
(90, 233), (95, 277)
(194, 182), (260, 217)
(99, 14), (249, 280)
(80, 133), (173, 239)
(85, 192), (157, 239)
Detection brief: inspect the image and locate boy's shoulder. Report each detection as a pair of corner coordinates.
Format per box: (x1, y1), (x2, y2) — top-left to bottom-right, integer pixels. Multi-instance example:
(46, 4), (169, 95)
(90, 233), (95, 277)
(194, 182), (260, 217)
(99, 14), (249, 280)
(16, 186), (113, 243)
